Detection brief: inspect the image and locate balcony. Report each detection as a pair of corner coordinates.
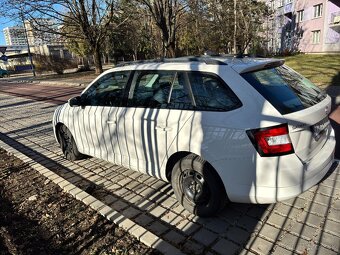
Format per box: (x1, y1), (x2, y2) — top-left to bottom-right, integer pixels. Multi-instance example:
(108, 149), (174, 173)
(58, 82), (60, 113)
(284, 3), (293, 14)
(330, 11), (340, 33)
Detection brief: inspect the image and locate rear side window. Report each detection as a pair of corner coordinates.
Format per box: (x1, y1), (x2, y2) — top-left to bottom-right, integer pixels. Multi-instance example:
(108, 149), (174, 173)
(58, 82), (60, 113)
(242, 66), (326, 114)
(128, 71), (193, 109)
(188, 72), (242, 111)
(128, 70), (242, 111)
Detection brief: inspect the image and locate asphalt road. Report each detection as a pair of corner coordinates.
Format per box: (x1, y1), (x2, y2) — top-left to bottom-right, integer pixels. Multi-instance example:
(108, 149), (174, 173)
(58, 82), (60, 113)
(0, 80), (339, 159)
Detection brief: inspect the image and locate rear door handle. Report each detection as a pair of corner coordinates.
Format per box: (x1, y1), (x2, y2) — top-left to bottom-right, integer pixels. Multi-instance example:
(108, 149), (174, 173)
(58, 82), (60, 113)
(107, 120), (116, 125)
(155, 126), (173, 132)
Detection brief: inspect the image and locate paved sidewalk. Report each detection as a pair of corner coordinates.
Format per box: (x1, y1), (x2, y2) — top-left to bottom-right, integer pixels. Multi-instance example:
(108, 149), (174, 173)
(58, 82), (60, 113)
(0, 92), (339, 255)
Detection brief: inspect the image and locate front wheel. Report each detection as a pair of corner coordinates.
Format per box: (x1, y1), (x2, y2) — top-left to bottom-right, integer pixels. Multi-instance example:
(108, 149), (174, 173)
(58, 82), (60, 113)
(171, 154), (227, 217)
(57, 125), (84, 161)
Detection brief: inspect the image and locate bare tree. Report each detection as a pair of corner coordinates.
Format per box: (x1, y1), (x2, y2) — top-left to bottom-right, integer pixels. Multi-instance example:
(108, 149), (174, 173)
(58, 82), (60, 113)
(137, 0), (187, 57)
(4, 0), (124, 73)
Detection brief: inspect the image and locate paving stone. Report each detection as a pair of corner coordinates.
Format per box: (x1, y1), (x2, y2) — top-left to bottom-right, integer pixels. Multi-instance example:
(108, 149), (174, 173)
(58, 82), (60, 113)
(332, 199), (340, 210)
(134, 213), (154, 226)
(274, 203), (303, 218)
(327, 209), (340, 222)
(161, 211), (183, 225)
(247, 237), (274, 255)
(297, 211), (324, 227)
(282, 197), (307, 209)
(246, 206), (268, 221)
(182, 239), (205, 255)
(258, 224), (283, 242)
(149, 205), (167, 218)
(225, 226), (251, 245)
(110, 200), (129, 212)
(237, 215), (263, 233)
(323, 219), (340, 235)
(121, 206), (142, 219)
(212, 238), (239, 255)
(315, 232), (340, 251)
(277, 233), (310, 253)
(123, 192), (143, 204)
(148, 221), (169, 236)
(267, 212), (292, 228)
(237, 249), (257, 255)
(102, 194), (118, 205)
(175, 220), (201, 235)
(312, 193), (334, 206)
(271, 245), (294, 255)
(204, 218), (231, 234)
(289, 222), (316, 241)
(309, 244), (340, 255)
(193, 228), (219, 246)
(163, 230), (187, 245)
(308, 202), (329, 216)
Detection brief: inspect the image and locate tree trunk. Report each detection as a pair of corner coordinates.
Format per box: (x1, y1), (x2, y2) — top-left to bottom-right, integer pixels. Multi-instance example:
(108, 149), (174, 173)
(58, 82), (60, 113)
(166, 44), (176, 58)
(93, 46), (103, 74)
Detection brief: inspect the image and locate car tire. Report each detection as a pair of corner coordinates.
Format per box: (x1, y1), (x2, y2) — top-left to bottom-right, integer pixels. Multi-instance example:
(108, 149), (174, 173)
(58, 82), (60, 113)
(171, 154), (227, 217)
(58, 125), (84, 161)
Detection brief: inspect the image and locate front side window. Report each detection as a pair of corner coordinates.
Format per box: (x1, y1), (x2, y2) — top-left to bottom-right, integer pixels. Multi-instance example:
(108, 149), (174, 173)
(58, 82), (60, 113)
(242, 66), (326, 115)
(313, 4), (323, 18)
(82, 71), (130, 106)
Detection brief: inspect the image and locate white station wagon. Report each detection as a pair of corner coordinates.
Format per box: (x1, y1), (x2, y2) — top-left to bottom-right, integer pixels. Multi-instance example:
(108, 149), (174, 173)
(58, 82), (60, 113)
(53, 56), (336, 216)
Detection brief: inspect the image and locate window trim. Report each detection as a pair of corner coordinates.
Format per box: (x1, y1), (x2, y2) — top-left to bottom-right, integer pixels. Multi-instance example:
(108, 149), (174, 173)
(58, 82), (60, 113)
(296, 10), (304, 23)
(126, 70), (243, 112)
(312, 30), (321, 44)
(313, 3), (323, 18)
(80, 70), (133, 107)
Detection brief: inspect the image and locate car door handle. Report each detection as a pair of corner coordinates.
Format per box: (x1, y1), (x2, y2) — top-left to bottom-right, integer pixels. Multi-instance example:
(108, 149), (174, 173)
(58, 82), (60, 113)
(155, 126), (173, 132)
(107, 120), (116, 125)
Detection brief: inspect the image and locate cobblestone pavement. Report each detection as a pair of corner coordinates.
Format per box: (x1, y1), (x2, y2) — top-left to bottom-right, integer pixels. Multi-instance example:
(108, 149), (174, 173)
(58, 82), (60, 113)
(0, 89), (339, 255)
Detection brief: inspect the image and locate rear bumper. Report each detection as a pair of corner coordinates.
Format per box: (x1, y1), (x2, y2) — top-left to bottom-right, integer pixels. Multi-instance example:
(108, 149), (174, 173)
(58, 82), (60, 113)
(225, 129), (336, 204)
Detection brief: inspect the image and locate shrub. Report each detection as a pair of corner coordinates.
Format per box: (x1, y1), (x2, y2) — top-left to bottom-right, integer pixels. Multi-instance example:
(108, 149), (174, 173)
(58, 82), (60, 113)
(34, 54), (77, 75)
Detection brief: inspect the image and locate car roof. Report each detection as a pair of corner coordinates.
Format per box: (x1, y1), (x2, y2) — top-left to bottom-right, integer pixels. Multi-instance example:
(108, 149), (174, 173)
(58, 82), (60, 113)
(110, 55), (285, 74)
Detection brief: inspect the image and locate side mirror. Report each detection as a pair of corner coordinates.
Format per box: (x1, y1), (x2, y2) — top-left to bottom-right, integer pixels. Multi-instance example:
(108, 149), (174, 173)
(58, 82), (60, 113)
(68, 96), (82, 107)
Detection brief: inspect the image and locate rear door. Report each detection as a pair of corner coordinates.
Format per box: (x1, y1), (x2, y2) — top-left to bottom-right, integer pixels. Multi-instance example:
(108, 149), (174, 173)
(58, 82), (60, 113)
(242, 65), (331, 162)
(115, 70), (194, 178)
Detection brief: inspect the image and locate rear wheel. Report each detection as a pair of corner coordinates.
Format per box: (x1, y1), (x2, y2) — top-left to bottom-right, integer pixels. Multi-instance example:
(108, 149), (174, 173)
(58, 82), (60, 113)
(171, 154), (227, 217)
(58, 125), (84, 161)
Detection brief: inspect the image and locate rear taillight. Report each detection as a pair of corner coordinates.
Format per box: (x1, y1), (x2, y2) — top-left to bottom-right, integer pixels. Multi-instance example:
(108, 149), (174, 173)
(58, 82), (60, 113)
(247, 124), (294, 157)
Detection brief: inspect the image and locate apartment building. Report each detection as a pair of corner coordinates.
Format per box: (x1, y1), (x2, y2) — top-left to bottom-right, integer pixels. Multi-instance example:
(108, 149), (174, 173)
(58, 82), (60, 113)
(264, 0), (340, 53)
(3, 27), (27, 46)
(24, 19), (62, 46)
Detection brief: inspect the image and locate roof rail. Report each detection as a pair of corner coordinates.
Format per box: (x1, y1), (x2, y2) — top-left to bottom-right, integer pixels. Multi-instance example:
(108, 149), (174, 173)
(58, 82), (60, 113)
(115, 56), (227, 67)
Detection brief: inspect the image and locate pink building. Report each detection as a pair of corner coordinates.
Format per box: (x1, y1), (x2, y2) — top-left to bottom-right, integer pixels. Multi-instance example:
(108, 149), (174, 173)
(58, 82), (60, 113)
(265, 0), (340, 53)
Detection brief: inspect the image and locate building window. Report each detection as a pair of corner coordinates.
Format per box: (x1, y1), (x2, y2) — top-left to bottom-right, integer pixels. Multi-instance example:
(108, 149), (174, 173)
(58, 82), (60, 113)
(287, 0), (292, 3)
(297, 10), (304, 22)
(312, 30), (321, 44)
(279, 0), (284, 7)
(313, 4), (323, 18)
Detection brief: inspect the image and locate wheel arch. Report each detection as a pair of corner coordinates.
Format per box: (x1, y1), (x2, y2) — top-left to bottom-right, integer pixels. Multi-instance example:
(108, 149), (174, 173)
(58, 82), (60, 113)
(55, 122), (66, 144)
(165, 151), (227, 197)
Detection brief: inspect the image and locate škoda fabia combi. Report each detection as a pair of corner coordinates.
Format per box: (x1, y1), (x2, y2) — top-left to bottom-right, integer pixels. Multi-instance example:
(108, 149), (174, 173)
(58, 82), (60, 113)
(53, 56), (336, 217)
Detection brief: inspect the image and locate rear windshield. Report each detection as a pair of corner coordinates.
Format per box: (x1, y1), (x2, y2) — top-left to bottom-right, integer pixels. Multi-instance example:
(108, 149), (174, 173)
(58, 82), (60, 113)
(241, 65), (326, 114)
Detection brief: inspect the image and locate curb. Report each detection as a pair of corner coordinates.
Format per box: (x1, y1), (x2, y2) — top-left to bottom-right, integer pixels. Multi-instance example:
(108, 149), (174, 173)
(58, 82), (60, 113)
(0, 138), (184, 255)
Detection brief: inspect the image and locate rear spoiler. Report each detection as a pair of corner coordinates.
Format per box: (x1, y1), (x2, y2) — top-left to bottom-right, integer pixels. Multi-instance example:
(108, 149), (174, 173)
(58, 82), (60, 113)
(239, 59), (285, 74)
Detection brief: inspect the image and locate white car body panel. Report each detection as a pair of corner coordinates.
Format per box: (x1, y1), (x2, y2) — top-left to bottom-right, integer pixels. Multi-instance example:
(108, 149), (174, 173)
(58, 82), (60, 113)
(53, 57), (336, 204)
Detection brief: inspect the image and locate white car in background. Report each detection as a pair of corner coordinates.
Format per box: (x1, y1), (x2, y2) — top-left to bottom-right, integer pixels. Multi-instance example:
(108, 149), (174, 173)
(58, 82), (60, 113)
(53, 55), (336, 217)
